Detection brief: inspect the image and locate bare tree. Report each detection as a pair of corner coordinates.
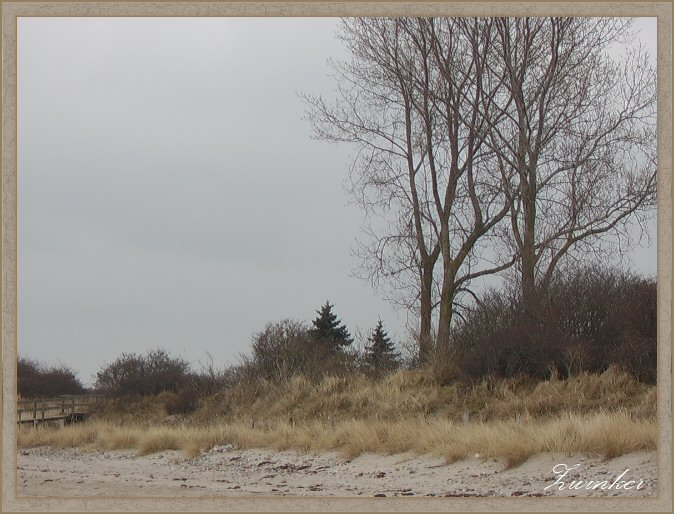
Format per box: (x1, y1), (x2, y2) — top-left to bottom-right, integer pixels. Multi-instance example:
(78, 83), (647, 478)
(305, 18), (516, 361)
(306, 16), (654, 361)
(488, 17), (657, 311)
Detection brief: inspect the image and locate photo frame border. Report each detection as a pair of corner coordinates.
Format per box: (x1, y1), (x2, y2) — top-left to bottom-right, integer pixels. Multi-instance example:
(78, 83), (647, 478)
(2, 1), (671, 511)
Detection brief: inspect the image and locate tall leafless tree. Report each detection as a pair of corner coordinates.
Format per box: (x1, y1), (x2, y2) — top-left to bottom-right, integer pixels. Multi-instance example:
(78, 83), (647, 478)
(305, 18), (516, 361)
(488, 18), (657, 311)
(305, 16), (655, 363)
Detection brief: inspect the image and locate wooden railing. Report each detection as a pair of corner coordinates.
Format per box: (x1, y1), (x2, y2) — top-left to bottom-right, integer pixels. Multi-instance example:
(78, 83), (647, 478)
(17, 395), (98, 426)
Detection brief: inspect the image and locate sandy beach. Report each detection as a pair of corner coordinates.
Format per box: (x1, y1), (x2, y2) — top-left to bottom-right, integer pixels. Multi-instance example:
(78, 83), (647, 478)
(17, 446), (657, 498)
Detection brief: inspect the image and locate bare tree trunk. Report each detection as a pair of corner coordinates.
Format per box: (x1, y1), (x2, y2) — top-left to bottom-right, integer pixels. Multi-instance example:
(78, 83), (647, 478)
(435, 264), (457, 356)
(520, 171), (539, 313)
(418, 263), (434, 364)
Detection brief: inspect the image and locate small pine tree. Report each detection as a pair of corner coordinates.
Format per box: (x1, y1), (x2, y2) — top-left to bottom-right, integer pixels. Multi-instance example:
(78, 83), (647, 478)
(365, 319), (399, 375)
(308, 301), (353, 350)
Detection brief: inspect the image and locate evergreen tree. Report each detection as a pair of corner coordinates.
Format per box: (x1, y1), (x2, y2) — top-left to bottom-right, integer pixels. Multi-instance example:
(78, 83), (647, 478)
(365, 319), (399, 375)
(308, 301), (353, 350)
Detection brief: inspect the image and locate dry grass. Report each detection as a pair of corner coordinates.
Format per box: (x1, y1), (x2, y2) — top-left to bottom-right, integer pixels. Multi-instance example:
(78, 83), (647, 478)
(18, 411), (656, 468)
(87, 395), (172, 426)
(191, 366), (655, 425)
(19, 368), (656, 467)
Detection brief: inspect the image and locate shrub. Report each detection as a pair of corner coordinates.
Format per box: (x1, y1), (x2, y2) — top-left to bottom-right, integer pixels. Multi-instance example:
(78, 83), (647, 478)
(186, 355), (237, 398)
(95, 349), (190, 396)
(162, 388), (199, 416)
(161, 362), (236, 416)
(17, 357), (85, 398)
(450, 296), (569, 381)
(608, 276), (657, 383)
(242, 319), (356, 382)
(450, 267), (657, 383)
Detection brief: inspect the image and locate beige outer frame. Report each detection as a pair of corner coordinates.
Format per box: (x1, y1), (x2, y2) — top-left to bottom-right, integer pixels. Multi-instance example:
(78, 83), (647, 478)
(1, 2), (671, 511)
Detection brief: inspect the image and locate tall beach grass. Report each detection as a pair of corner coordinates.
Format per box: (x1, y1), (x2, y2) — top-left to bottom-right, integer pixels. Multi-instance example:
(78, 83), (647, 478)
(18, 411), (656, 468)
(18, 367), (657, 468)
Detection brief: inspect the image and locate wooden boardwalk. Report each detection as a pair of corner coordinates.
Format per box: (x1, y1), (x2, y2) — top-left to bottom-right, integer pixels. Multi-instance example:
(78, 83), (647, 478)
(17, 395), (98, 427)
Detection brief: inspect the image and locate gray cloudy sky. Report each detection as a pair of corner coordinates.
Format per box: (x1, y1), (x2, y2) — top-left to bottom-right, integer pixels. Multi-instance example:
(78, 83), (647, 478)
(18, 17), (658, 385)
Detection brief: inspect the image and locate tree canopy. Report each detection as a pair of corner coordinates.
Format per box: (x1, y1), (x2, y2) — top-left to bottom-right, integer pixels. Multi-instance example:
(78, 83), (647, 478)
(308, 301), (353, 350)
(364, 320), (399, 375)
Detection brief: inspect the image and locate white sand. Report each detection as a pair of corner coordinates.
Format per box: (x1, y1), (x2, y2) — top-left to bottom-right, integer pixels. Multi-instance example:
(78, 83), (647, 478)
(18, 446), (657, 498)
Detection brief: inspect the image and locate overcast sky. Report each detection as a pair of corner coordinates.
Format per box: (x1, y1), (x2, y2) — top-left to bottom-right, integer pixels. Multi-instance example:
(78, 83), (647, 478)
(18, 17), (658, 385)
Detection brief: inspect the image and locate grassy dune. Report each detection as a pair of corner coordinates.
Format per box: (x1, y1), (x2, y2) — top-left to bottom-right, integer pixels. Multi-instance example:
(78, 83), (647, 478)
(193, 366), (655, 424)
(17, 367), (657, 467)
